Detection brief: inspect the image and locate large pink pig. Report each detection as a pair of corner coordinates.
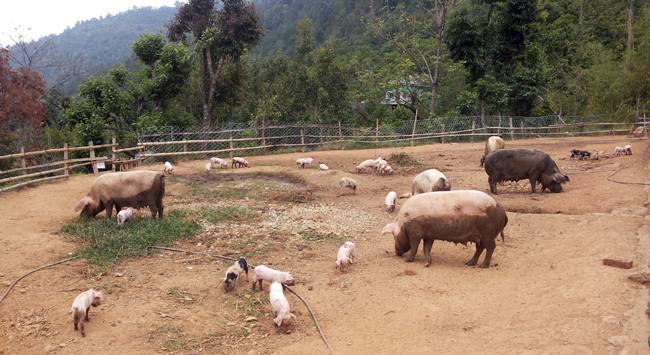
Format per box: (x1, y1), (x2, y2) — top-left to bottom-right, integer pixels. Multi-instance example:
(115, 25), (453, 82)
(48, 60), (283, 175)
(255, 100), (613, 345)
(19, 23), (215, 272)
(75, 171), (165, 220)
(381, 190), (507, 268)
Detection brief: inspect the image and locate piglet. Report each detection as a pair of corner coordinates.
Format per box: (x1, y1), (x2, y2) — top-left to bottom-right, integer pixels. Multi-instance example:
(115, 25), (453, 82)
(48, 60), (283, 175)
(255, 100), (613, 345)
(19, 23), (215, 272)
(336, 241), (356, 271)
(614, 146), (625, 156)
(356, 159), (376, 173)
(210, 157), (227, 168)
(319, 163), (329, 170)
(252, 265), (294, 291)
(384, 191), (397, 212)
(269, 281), (297, 326)
(164, 161), (173, 174)
(205, 162), (212, 174)
(221, 257), (248, 288)
(117, 207), (135, 226)
(70, 289), (103, 337)
(625, 145), (632, 155)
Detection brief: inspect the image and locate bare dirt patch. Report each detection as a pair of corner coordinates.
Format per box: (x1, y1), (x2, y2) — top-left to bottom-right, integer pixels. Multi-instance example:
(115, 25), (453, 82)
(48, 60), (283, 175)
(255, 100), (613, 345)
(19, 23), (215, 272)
(1, 136), (650, 355)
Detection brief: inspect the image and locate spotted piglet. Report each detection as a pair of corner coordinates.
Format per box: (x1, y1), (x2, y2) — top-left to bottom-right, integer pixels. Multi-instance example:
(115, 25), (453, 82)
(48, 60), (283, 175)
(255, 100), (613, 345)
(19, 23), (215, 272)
(221, 257), (248, 288)
(336, 241), (356, 272)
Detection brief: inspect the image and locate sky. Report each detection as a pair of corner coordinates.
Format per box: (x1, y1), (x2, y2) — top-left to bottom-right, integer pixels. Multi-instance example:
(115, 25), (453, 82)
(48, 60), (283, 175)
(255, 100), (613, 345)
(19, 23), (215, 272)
(0, 0), (179, 46)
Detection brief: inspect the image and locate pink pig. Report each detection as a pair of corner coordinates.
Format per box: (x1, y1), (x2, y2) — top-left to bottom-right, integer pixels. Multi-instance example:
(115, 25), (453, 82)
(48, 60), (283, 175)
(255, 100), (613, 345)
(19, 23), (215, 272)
(269, 281), (296, 326)
(116, 207), (135, 225)
(336, 241), (355, 271)
(70, 289), (103, 337)
(356, 159), (376, 173)
(252, 265), (294, 291)
(384, 191), (397, 212)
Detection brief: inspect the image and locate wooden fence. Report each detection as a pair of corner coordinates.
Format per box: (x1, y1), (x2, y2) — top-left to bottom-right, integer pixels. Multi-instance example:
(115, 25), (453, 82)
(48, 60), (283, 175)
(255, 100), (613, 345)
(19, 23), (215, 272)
(0, 120), (639, 193)
(137, 121), (637, 162)
(0, 137), (144, 193)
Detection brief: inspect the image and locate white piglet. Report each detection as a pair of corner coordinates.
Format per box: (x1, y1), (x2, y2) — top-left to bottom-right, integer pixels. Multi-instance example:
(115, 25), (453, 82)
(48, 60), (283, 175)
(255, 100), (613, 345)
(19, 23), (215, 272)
(210, 157), (228, 168)
(614, 146), (625, 156)
(336, 241), (356, 271)
(117, 207), (135, 226)
(205, 163), (212, 173)
(269, 281), (297, 326)
(384, 191), (397, 212)
(70, 289), (103, 337)
(252, 265), (294, 291)
(319, 163), (329, 170)
(164, 161), (173, 174)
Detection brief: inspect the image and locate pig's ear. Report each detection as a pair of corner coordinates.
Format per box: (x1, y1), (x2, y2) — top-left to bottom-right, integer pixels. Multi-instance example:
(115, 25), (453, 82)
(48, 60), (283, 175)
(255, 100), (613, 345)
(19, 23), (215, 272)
(273, 315), (283, 327)
(94, 292), (103, 299)
(75, 196), (93, 211)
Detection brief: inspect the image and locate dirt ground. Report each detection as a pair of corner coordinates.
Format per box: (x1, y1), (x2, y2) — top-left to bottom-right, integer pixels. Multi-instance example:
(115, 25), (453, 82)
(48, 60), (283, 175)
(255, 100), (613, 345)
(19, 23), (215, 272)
(1, 136), (650, 355)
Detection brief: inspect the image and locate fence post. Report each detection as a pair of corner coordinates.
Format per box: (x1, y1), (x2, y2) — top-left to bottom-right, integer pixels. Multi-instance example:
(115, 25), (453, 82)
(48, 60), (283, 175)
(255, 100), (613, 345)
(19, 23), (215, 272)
(471, 121), (476, 142)
(376, 119), (379, 148)
(300, 129), (305, 153)
(63, 143), (69, 175)
(111, 137), (116, 172)
(609, 101), (613, 136)
(441, 124), (445, 144)
(520, 121), (524, 139)
(261, 112), (266, 155)
(509, 117), (514, 140)
(89, 141), (98, 175)
(411, 109), (418, 147)
(339, 121), (343, 150)
(229, 136), (234, 158)
(21, 147), (26, 176)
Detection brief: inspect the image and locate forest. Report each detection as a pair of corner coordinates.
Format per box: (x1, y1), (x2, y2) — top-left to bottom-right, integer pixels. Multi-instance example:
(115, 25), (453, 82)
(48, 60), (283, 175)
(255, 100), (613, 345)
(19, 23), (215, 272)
(1, 0), (649, 156)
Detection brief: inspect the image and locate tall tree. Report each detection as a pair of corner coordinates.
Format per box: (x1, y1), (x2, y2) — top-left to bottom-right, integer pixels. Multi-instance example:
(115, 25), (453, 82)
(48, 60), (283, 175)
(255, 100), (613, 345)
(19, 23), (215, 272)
(167, 0), (263, 131)
(0, 46), (47, 150)
(366, 0), (461, 116)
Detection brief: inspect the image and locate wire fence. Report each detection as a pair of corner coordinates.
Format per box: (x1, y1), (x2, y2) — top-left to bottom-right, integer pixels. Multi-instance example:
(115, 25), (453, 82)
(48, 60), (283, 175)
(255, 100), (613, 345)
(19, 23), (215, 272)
(138, 115), (635, 163)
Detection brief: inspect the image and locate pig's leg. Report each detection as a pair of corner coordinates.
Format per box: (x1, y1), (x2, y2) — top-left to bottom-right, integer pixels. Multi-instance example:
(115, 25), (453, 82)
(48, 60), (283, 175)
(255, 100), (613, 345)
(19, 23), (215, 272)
(488, 177), (498, 194)
(80, 316), (86, 337)
(478, 238), (496, 268)
(148, 204), (158, 220)
(114, 203), (122, 213)
(105, 201), (114, 218)
(156, 198), (164, 219)
(405, 237), (421, 262)
(74, 313), (79, 330)
(422, 239), (434, 267)
(466, 243), (485, 266)
(258, 280), (264, 291)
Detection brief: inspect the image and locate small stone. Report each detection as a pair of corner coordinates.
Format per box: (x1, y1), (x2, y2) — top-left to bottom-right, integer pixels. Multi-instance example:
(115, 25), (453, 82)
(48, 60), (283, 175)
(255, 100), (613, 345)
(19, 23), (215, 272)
(45, 344), (56, 352)
(115, 273), (123, 277)
(245, 316), (257, 322)
(285, 329), (291, 334)
(308, 286), (313, 291)
(607, 335), (632, 347)
(602, 315), (620, 326)
(626, 271), (649, 284)
(186, 267), (193, 270)
(1, 281), (10, 286)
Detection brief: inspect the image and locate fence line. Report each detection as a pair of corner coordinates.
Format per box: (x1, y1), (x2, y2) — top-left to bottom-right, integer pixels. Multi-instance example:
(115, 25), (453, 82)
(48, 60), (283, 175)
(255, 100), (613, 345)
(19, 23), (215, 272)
(0, 115), (640, 192)
(0, 137), (146, 193)
(138, 116), (636, 163)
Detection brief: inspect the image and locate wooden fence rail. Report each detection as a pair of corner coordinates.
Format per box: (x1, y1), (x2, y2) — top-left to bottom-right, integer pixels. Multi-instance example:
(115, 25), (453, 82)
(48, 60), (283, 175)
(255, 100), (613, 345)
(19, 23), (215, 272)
(0, 120), (639, 193)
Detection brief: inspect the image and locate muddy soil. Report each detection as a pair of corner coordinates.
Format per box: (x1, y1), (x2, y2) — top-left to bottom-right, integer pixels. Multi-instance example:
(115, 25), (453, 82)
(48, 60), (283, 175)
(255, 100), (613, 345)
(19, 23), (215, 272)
(1, 136), (650, 355)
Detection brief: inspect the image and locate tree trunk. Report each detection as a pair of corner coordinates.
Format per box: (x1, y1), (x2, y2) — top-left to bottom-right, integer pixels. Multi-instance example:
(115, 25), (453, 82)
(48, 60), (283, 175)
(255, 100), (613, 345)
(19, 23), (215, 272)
(480, 98), (486, 127)
(627, 0), (635, 52)
(431, 33), (442, 115)
(200, 48), (226, 149)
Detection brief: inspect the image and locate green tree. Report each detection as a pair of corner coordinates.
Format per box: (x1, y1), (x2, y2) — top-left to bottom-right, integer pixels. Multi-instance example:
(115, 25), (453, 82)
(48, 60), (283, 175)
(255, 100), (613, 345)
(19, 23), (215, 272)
(167, 0), (264, 131)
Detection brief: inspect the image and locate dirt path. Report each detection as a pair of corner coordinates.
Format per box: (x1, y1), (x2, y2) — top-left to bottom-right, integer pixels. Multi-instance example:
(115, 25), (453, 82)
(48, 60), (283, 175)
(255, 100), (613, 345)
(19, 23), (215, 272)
(1, 136), (649, 354)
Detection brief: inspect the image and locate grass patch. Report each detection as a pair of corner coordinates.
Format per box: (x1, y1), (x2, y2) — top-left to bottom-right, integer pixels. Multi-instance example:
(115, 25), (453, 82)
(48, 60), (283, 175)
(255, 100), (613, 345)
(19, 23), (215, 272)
(199, 206), (258, 223)
(299, 230), (346, 243)
(61, 209), (199, 269)
(184, 181), (265, 201)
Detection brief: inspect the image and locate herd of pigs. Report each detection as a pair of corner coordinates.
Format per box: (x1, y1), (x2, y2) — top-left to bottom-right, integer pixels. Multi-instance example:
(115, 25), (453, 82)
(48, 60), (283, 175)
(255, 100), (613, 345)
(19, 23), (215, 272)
(69, 136), (633, 337)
